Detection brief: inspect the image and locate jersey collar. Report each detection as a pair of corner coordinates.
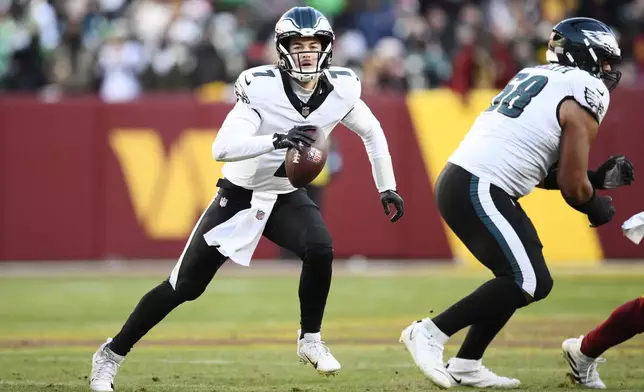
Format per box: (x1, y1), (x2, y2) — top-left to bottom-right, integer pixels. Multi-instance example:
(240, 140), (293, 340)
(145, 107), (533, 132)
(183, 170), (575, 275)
(280, 70), (334, 118)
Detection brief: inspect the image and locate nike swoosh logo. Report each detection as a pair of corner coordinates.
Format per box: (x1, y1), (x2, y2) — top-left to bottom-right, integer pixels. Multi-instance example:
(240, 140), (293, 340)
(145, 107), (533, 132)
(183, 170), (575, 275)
(596, 88), (605, 96)
(445, 362), (463, 384)
(445, 363), (461, 384)
(303, 353), (318, 369)
(245, 75), (251, 86)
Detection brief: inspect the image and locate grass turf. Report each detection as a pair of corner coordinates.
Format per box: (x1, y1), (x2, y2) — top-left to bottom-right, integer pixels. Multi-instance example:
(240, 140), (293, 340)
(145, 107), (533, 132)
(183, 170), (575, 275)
(1, 266), (643, 391)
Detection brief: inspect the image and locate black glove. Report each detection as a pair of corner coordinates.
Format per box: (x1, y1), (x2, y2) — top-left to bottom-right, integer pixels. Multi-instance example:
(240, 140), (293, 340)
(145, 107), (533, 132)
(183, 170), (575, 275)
(273, 126), (316, 152)
(380, 190), (404, 222)
(591, 155), (635, 190)
(567, 190), (615, 227)
(588, 195), (616, 227)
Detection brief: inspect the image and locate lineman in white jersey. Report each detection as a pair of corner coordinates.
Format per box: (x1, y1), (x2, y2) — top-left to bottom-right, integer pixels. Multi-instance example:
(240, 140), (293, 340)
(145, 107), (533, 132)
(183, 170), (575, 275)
(89, 6), (404, 391)
(400, 17), (634, 389)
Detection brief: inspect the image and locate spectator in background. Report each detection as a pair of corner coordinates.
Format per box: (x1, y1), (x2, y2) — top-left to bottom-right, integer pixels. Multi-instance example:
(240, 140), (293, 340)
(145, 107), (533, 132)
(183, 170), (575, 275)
(97, 21), (144, 102)
(0, 2), (16, 85)
(48, 0), (105, 93)
(1, 0), (50, 91)
(363, 37), (408, 93)
(355, 0), (396, 49)
(512, 38), (537, 70)
(421, 6), (452, 88)
(191, 16), (228, 88)
(99, 0), (129, 20)
(30, 0), (59, 52)
(134, 0), (212, 91)
(487, 32), (519, 89)
(332, 29), (368, 72)
(447, 23), (476, 99)
(2, 0), (644, 96)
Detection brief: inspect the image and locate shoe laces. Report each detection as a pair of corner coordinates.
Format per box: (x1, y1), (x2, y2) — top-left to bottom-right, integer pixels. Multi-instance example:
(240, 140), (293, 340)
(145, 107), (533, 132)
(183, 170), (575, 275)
(302, 339), (331, 358)
(94, 351), (120, 381)
(584, 357), (605, 383)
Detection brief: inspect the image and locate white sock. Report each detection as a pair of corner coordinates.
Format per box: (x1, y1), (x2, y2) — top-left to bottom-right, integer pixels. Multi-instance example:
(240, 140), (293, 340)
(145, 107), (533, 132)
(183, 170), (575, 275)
(300, 331), (321, 342)
(448, 357), (481, 371)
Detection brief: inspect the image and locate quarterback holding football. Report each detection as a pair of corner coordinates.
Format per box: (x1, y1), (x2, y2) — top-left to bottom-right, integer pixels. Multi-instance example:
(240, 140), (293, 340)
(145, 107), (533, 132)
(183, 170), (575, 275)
(89, 6), (404, 391)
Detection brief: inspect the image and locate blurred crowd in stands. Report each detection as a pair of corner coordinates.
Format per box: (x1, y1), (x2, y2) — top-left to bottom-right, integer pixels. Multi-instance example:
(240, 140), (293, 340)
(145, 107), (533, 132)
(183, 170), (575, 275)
(1, 0), (643, 101)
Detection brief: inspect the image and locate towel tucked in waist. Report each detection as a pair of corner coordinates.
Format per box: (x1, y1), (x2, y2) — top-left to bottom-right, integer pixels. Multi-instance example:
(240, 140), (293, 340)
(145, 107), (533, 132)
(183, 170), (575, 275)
(203, 178), (278, 266)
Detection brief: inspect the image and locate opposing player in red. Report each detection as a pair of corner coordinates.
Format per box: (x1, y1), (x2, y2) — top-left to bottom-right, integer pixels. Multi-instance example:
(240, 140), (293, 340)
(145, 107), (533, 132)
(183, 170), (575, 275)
(562, 296), (644, 388)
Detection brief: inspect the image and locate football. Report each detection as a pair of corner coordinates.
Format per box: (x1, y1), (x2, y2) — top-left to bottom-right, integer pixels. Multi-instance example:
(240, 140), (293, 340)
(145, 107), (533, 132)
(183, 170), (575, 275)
(285, 126), (328, 188)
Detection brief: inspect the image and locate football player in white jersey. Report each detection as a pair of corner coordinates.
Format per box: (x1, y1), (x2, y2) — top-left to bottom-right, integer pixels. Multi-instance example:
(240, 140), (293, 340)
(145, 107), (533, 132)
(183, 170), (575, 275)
(89, 6), (404, 391)
(399, 17), (634, 389)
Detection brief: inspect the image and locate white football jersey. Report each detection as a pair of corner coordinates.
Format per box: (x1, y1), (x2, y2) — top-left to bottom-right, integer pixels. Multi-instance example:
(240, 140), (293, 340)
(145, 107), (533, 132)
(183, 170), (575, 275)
(221, 65), (359, 193)
(449, 64), (610, 198)
(213, 64), (396, 194)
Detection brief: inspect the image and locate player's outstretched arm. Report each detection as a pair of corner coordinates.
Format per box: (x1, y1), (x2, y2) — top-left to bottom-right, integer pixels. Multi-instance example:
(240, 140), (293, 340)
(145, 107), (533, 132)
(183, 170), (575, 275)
(557, 99), (614, 227)
(341, 99), (404, 222)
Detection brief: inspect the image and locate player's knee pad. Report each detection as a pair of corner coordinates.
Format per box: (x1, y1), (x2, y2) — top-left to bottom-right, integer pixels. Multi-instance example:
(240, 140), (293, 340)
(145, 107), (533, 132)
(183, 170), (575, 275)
(302, 246), (334, 267)
(172, 279), (208, 302)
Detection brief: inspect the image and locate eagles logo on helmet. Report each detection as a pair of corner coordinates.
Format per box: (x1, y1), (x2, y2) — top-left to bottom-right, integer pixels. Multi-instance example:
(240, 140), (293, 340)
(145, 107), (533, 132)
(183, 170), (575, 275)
(546, 17), (622, 91)
(274, 7), (335, 83)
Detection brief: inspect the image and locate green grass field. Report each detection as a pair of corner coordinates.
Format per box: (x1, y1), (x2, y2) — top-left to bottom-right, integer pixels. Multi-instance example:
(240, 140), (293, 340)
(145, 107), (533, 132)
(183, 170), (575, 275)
(1, 263), (643, 391)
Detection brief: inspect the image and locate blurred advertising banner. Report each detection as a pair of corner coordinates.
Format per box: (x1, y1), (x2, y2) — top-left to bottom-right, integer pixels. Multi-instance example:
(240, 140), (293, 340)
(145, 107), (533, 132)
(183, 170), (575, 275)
(1, 90), (642, 262)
